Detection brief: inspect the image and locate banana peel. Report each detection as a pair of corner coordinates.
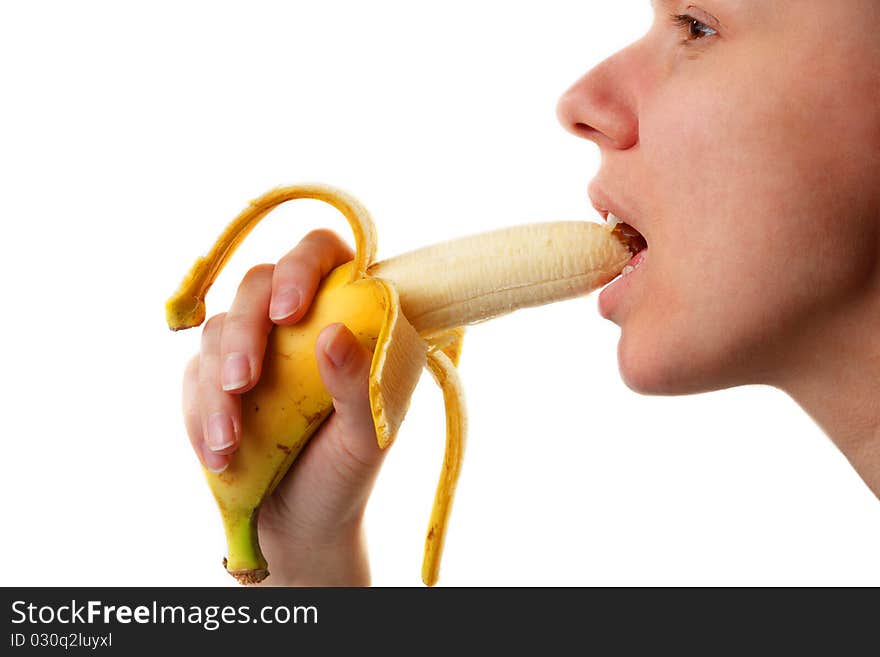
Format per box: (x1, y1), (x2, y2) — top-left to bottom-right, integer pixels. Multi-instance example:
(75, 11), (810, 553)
(166, 183), (639, 586)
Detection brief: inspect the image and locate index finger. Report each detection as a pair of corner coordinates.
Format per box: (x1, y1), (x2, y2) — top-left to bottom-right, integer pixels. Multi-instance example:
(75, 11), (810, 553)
(268, 228), (355, 324)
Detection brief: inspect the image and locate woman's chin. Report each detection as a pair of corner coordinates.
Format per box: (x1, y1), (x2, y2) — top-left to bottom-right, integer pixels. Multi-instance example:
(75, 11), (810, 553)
(616, 328), (726, 397)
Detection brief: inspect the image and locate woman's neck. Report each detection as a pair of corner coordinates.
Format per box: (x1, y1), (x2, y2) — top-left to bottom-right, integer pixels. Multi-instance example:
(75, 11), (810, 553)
(772, 291), (880, 498)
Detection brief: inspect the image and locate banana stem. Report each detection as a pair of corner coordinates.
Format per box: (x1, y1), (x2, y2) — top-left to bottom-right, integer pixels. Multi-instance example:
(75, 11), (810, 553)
(221, 511), (269, 585)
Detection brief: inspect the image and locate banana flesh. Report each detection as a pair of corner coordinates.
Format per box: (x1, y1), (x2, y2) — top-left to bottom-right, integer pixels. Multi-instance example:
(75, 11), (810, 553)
(166, 184), (635, 586)
(368, 221), (632, 337)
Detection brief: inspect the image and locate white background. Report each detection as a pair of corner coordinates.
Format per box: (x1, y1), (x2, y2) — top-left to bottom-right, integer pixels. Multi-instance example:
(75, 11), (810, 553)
(2, 0), (878, 587)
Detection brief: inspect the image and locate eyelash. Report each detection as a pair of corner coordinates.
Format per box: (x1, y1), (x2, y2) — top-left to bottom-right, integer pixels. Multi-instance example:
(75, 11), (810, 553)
(670, 13), (718, 45)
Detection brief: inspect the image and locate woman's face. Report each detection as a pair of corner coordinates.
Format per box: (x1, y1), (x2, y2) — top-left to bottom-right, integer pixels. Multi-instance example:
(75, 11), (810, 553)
(558, 0), (880, 395)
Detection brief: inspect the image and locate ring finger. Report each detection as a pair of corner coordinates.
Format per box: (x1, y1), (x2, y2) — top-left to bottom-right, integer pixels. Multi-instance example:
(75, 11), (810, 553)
(199, 313), (241, 461)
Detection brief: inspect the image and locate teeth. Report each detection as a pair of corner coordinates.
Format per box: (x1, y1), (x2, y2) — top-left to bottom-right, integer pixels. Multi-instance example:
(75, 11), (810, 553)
(620, 256), (644, 278)
(606, 212), (621, 230)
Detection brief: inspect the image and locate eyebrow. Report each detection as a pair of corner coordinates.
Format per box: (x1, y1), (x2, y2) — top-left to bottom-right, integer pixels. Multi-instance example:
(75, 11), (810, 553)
(650, 0), (708, 9)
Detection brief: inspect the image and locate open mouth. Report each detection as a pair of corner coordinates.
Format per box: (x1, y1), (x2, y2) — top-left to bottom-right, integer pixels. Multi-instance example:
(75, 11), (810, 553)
(608, 214), (647, 255)
(606, 213), (648, 281)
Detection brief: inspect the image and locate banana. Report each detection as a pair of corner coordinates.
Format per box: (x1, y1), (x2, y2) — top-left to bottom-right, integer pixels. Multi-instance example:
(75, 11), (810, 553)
(166, 183), (639, 586)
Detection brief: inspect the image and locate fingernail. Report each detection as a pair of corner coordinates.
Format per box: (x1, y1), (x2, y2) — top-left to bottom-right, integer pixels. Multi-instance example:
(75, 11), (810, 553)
(207, 413), (236, 451)
(324, 323), (354, 369)
(269, 287), (302, 322)
(222, 353), (250, 391)
(201, 443), (228, 473)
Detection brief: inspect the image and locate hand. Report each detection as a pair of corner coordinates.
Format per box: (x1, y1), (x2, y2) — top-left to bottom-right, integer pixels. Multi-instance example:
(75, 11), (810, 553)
(181, 229), (386, 585)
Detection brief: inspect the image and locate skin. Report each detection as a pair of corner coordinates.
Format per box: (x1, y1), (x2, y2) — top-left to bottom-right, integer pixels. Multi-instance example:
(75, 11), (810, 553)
(182, 230), (383, 585)
(556, 0), (880, 496)
(183, 0), (880, 584)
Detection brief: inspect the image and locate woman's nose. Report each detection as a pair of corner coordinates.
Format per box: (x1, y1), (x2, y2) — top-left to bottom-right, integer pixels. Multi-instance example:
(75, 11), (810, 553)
(556, 50), (640, 151)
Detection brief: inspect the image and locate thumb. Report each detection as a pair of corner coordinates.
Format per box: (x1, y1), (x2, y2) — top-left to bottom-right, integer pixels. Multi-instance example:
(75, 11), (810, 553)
(314, 323), (385, 476)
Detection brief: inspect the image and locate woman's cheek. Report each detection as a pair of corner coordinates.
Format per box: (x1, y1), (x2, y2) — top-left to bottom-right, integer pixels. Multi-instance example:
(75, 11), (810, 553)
(634, 119), (809, 381)
(617, 198), (865, 396)
(619, 18), (879, 395)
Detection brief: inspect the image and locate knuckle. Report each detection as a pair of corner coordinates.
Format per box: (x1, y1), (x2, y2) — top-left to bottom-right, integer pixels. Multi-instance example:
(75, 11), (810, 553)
(331, 427), (379, 478)
(220, 313), (264, 344)
(184, 353), (200, 380)
(183, 356), (200, 391)
(302, 228), (354, 262)
(183, 406), (202, 433)
(243, 263), (275, 285)
(203, 313), (227, 335)
(276, 252), (320, 286)
(303, 227), (340, 247)
(201, 313), (227, 349)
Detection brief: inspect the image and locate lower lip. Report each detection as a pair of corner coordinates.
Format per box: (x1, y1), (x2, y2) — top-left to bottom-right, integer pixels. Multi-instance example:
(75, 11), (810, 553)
(598, 248), (648, 319)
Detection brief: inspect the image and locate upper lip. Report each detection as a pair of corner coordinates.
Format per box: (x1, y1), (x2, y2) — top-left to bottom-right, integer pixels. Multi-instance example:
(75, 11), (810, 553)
(588, 182), (647, 241)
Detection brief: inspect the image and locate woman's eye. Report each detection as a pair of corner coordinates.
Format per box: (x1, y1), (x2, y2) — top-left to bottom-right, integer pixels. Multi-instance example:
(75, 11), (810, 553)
(671, 13), (718, 43)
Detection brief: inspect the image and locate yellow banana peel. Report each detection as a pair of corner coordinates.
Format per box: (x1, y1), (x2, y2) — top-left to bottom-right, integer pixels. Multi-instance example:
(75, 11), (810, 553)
(166, 183), (640, 586)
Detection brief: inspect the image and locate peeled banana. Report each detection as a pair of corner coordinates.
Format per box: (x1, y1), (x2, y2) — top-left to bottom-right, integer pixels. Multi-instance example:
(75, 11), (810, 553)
(166, 184), (639, 586)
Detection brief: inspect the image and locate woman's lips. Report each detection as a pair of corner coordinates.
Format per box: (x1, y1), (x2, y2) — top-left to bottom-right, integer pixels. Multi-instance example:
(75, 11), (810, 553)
(599, 218), (648, 319)
(623, 247), (647, 272)
(598, 246), (648, 319)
